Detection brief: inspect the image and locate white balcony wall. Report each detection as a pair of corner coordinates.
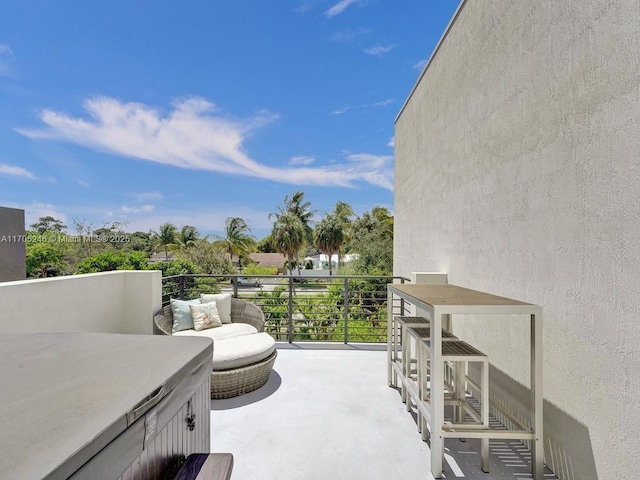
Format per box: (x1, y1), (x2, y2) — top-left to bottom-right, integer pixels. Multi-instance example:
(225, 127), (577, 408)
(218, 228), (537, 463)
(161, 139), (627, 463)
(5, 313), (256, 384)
(0, 271), (162, 334)
(394, 1), (639, 480)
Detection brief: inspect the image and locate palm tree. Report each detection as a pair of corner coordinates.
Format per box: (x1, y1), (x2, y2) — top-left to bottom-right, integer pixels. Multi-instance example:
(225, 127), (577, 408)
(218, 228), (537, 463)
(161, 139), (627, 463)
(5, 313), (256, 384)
(332, 201), (354, 266)
(271, 191), (316, 269)
(178, 225), (200, 248)
(314, 214), (344, 275)
(271, 210), (306, 275)
(371, 206), (394, 238)
(153, 223), (179, 260)
(214, 217), (256, 269)
(333, 201), (355, 224)
(283, 191), (316, 244)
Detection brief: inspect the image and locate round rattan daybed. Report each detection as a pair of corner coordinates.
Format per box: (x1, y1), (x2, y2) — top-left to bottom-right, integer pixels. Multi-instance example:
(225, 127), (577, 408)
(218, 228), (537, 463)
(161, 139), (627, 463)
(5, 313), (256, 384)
(154, 297), (277, 399)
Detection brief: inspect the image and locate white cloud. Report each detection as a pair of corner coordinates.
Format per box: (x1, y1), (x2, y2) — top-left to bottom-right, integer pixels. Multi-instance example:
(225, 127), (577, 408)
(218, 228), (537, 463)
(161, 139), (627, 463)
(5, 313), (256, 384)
(17, 95), (393, 190)
(77, 180), (90, 188)
(387, 136), (395, 148)
(289, 155), (315, 166)
(0, 163), (36, 180)
(342, 152), (394, 190)
(364, 43), (396, 56)
(330, 27), (371, 43)
(47, 176), (58, 184)
(293, 3), (313, 14)
(133, 191), (165, 202)
(0, 44), (14, 77)
(413, 58), (428, 71)
(121, 204), (155, 214)
(325, 0), (357, 18)
(331, 98), (395, 115)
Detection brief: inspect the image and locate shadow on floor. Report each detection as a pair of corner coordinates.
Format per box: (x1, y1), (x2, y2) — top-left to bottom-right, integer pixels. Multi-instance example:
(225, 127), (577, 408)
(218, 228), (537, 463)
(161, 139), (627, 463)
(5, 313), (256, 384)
(210, 370), (282, 411)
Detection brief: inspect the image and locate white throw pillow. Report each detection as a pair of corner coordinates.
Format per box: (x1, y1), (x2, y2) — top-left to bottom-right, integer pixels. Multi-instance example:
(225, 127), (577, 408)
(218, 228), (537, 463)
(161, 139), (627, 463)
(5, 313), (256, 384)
(200, 293), (232, 323)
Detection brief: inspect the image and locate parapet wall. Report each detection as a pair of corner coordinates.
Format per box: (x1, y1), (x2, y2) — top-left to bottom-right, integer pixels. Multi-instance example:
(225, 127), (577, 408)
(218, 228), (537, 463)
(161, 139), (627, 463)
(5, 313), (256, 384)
(0, 270), (162, 334)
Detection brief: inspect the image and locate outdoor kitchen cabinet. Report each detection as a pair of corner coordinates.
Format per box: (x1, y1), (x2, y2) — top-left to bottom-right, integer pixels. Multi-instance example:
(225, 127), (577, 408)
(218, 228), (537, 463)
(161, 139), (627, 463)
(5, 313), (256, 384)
(0, 333), (212, 480)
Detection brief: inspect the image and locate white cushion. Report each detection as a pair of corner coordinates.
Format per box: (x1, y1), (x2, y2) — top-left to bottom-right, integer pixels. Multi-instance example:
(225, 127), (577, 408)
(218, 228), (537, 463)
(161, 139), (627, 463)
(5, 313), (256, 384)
(211, 332), (276, 371)
(200, 294), (232, 323)
(173, 322), (257, 341)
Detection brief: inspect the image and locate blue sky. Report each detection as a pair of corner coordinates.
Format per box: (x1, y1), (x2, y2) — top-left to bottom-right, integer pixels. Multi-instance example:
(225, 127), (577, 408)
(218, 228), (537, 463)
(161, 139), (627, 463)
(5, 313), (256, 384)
(0, 0), (459, 239)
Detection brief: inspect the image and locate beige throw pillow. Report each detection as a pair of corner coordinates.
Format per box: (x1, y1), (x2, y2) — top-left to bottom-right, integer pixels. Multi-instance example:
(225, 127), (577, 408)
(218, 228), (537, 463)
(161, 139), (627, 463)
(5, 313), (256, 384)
(189, 302), (222, 331)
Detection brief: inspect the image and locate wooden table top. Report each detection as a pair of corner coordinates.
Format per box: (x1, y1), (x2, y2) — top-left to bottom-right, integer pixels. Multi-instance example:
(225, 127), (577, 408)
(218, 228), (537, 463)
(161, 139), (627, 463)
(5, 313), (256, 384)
(389, 283), (534, 307)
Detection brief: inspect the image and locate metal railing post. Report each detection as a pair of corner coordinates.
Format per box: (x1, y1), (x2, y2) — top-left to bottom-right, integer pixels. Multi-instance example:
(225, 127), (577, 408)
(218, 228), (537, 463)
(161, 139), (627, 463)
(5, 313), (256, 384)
(288, 276), (294, 343)
(179, 275), (185, 300)
(343, 277), (349, 344)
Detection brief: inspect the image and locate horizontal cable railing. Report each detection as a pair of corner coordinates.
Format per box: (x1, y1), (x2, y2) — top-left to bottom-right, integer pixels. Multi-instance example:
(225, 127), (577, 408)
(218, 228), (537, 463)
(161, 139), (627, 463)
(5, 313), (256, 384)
(162, 274), (410, 344)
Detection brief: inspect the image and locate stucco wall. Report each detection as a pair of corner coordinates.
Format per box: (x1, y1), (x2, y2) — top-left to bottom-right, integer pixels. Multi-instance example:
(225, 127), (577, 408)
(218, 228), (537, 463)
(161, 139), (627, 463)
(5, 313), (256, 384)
(394, 1), (640, 479)
(0, 271), (162, 334)
(0, 207), (26, 282)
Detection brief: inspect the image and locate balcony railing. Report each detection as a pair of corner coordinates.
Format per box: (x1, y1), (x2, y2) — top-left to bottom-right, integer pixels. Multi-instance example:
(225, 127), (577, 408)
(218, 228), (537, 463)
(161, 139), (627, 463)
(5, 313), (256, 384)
(162, 274), (409, 344)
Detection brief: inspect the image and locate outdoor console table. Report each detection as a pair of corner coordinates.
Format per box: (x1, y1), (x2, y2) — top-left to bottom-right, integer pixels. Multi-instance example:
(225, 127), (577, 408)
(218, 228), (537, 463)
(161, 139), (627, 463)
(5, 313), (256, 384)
(387, 283), (543, 479)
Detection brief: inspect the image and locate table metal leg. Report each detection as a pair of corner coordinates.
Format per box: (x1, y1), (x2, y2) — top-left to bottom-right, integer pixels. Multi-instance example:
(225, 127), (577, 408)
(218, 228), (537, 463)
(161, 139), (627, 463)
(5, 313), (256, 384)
(531, 311), (544, 479)
(481, 358), (490, 472)
(430, 308), (444, 478)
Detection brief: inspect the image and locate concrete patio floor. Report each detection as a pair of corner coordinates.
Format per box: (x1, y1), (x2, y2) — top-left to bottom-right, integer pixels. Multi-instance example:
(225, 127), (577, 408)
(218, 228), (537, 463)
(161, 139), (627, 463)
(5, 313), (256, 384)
(209, 343), (557, 480)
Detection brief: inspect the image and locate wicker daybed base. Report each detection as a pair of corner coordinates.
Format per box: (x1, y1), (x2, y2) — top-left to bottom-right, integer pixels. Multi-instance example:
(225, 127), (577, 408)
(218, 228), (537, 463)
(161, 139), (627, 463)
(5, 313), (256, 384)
(211, 350), (277, 399)
(154, 297), (276, 399)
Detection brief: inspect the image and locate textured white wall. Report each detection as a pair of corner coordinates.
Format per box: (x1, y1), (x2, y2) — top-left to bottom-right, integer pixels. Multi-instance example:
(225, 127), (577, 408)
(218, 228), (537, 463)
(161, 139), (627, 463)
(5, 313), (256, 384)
(0, 270), (162, 334)
(395, 1), (640, 479)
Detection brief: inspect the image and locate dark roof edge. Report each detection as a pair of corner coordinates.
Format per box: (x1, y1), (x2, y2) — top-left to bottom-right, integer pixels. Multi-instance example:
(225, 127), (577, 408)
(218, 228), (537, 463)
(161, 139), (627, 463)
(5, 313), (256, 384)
(394, 0), (469, 124)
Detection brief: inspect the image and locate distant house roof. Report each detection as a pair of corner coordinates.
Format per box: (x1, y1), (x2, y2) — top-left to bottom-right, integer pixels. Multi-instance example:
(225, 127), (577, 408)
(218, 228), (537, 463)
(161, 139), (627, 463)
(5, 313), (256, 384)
(249, 253), (286, 268)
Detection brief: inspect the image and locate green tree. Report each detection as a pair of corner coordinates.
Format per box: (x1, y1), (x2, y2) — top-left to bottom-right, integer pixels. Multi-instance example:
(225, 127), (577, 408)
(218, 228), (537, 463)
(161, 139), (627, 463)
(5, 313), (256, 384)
(152, 223), (179, 260)
(371, 206), (394, 237)
(71, 219), (110, 263)
(178, 225), (200, 248)
(30, 216), (67, 234)
(280, 191), (316, 245)
(314, 214), (344, 275)
(256, 234), (275, 253)
(347, 207), (394, 276)
(177, 239), (234, 274)
(25, 220), (69, 276)
(128, 231), (152, 253)
(271, 210), (306, 275)
(152, 258), (201, 276)
(213, 217), (256, 269)
(26, 241), (66, 277)
(332, 201), (355, 266)
(75, 251), (149, 273)
(271, 191), (316, 273)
